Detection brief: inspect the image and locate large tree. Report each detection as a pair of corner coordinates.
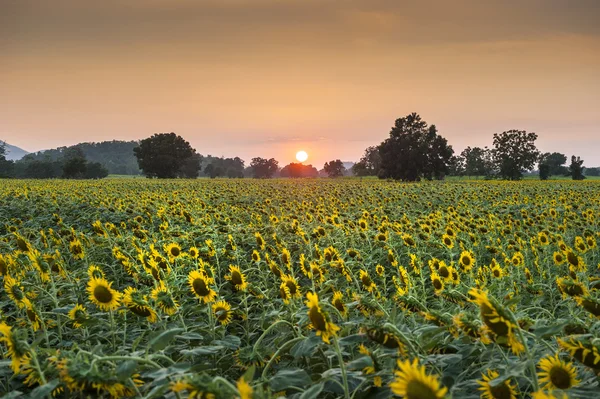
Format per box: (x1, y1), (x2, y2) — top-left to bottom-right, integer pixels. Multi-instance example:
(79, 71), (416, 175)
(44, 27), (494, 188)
(280, 163), (318, 178)
(133, 133), (201, 178)
(539, 152), (568, 176)
(491, 130), (540, 180)
(377, 113), (454, 181)
(323, 159), (346, 178)
(461, 146), (492, 178)
(569, 155), (585, 180)
(351, 146), (381, 177)
(0, 141), (15, 178)
(250, 157), (279, 178)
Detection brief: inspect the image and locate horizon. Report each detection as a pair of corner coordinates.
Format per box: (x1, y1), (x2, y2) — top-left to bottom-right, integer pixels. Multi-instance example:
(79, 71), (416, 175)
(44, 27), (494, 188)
(1, 0), (599, 167)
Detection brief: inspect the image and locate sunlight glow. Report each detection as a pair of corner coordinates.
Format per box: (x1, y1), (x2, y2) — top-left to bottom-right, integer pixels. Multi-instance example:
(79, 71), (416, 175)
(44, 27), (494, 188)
(296, 150), (308, 162)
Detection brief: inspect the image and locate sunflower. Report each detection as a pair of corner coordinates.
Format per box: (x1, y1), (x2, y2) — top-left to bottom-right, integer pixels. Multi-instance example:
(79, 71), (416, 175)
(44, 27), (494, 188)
(441, 234), (454, 249)
(402, 233), (416, 247)
(123, 287), (158, 322)
(375, 232), (387, 243)
(430, 271), (444, 295)
(255, 232), (266, 250)
(537, 232), (550, 246)
(236, 376), (253, 399)
(188, 270), (217, 303)
(389, 358), (447, 399)
(164, 243), (182, 261)
(151, 281), (179, 315)
(306, 292), (340, 344)
(87, 277), (121, 311)
(24, 302), (42, 332)
(558, 336), (600, 370)
(87, 264), (105, 280)
(469, 288), (524, 355)
(576, 295), (600, 318)
(0, 322), (31, 374)
(564, 249), (585, 272)
(478, 369), (518, 399)
(4, 275), (29, 308)
(490, 261), (504, 279)
(225, 265), (248, 291)
(510, 252), (524, 267)
(212, 300), (233, 326)
(538, 354), (579, 390)
(375, 264), (385, 276)
(458, 250), (475, 272)
(359, 269), (377, 292)
(553, 252), (565, 265)
(68, 304), (88, 328)
(188, 246), (199, 259)
(251, 250), (261, 263)
(280, 274), (301, 301)
(332, 291), (347, 317)
(69, 238), (85, 260)
(574, 236), (587, 253)
(556, 277), (587, 298)
(281, 248), (292, 269)
(0, 253), (11, 276)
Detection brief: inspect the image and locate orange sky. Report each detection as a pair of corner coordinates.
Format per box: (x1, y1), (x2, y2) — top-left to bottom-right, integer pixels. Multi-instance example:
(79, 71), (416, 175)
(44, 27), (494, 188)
(1, 0), (599, 167)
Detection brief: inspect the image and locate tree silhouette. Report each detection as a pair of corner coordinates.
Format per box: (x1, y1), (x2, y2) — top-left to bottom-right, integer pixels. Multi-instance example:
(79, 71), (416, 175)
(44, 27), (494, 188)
(539, 163), (550, 180)
(323, 159), (346, 177)
(461, 146), (492, 178)
(569, 155), (585, 180)
(377, 113), (454, 181)
(250, 157), (279, 178)
(351, 146), (381, 176)
(280, 163), (318, 178)
(491, 130), (540, 180)
(0, 141), (15, 178)
(133, 133), (201, 178)
(539, 152), (568, 176)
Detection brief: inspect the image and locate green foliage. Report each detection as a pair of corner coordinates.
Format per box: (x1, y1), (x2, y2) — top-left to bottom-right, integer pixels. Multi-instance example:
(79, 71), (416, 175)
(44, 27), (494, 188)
(539, 152), (568, 176)
(0, 141), (15, 178)
(377, 113), (454, 181)
(460, 146), (494, 178)
(351, 146), (381, 177)
(538, 163), (550, 180)
(203, 156), (245, 178)
(491, 130), (540, 180)
(323, 159), (346, 178)
(280, 163), (319, 178)
(569, 155), (585, 180)
(585, 167), (600, 177)
(134, 133), (202, 178)
(250, 157), (279, 178)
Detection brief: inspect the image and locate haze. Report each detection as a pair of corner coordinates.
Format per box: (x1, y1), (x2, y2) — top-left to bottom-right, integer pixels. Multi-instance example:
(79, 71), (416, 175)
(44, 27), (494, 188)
(1, 0), (599, 166)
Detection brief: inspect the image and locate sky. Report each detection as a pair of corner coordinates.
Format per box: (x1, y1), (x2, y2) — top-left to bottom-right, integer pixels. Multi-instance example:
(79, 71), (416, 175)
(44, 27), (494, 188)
(1, 0), (599, 167)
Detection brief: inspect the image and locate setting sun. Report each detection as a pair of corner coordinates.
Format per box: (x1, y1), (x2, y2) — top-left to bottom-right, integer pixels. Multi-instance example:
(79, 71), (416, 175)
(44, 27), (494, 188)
(296, 150), (308, 162)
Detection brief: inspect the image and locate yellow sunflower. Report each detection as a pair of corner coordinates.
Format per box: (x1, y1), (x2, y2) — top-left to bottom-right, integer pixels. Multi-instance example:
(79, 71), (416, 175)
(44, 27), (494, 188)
(359, 269), (377, 292)
(458, 250), (475, 272)
(389, 358), (447, 399)
(441, 234), (454, 249)
(212, 300), (233, 326)
(87, 277), (121, 311)
(87, 264), (105, 280)
(538, 354), (579, 390)
(188, 270), (217, 303)
(557, 337), (600, 370)
(0, 322), (31, 374)
(306, 292), (340, 344)
(4, 275), (29, 308)
(225, 265), (248, 291)
(68, 304), (88, 328)
(478, 369), (518, 399)
(430, 271), (444, 295)
(236, 376), (253, 399)
(331, 291), (347, 317)
(164, 243), (182, 260)
(69, 238), (85, 260)
(123, 287), (158, 322)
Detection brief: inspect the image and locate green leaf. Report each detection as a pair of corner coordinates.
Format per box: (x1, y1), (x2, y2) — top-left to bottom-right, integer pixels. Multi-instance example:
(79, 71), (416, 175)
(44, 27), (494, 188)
(290, 335), (322, 358)
(149, 328), (184, 351)
(346, 355), (373, 371)
(533, 321), (569, 339)
(213, 335), (241, 349)
(1, 391), (23, 399)
(300, 383), (324, 399)
(180, 346), (225, 356)
(28, 380), (59, 398)
(270, 368), (311, 391)
(116, 360), (138, 380)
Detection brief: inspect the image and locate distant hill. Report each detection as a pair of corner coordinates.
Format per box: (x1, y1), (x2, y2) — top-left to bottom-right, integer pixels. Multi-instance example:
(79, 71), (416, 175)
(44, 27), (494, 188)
(1, 142), (30, 161)
(21, 140), (141, 175)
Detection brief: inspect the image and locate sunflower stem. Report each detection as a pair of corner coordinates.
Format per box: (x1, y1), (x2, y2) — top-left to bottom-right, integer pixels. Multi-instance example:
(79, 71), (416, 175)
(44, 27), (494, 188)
(252, 320), (294, 356)
(333, 336), (350, 399)
(261, 336), (304, 380)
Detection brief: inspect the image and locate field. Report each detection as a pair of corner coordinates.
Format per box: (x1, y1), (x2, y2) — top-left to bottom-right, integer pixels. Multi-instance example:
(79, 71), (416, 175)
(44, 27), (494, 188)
(0, 179), (599, 399)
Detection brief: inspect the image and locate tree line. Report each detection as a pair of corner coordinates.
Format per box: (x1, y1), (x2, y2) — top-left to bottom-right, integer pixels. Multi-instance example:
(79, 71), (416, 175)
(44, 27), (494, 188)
(2, 114), (597, 180)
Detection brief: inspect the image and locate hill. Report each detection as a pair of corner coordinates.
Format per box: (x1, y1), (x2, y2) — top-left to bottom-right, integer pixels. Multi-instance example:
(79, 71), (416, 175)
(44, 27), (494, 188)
(1, 142), (30, 161)
(22, 140), (141, 175)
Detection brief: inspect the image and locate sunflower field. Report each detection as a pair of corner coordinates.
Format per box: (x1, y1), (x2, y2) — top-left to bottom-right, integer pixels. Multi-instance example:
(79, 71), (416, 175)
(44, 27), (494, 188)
(0, 179), (599, 399)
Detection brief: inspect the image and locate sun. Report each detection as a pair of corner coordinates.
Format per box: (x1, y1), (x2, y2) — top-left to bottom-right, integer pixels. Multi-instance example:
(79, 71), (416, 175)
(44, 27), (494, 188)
(296, 150), (308, 162)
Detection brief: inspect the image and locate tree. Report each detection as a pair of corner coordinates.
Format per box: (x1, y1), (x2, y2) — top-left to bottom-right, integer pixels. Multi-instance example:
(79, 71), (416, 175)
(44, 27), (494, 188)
(377, 113), (454, 181)
(280, 163), (319, 178)
(461, 146), (491, 178)
(202, 156), (244, 178)
(351, 146), (381, 177)
(447, 155), (465, 177)
(0, 141), (15, 178)
(491, 130), (540, 180)
(585, 167), (600, 177)
(569, 155), (585, 180)
(85, 162), (109, 179)
(539, 152), (568, 176)
(250, 157), (279, 178)
(133, 133), (201, 178)
(323, 159), (346, 178)
(539, 163), (550, 180)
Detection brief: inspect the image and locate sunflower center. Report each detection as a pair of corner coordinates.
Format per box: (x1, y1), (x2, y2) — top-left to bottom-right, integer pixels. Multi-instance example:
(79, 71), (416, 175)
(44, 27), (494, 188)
(170, 247), (180, 257)
(480, 303), (509, 336)
(462, 256), (471, 266)
(439, 266), (449, 278)
(215, 307), (229, 321)
(286, 281), (297, 295)
(334, 299), (345, 313)
(93, 285), (114, 303)
(130, 305), (152, 317)
(362, 275), (373, 287)
(231, 271), (243, 285)
(192, 278), (210, 296)
(489, 382), (513, 399)
(567, 252), (578, 266)
(549, 366), (573, 389)
(309, 306), (327, 331)
(433, 279), (443, 290)
(405, 379), (439, 399)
